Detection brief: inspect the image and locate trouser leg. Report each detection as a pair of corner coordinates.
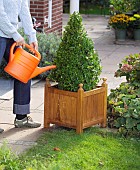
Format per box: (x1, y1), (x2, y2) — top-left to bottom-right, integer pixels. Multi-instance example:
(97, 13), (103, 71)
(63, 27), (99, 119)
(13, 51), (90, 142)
(13, 80), (31, 115)
(0, 37), (7, 64)
(1, 38), (31, 115)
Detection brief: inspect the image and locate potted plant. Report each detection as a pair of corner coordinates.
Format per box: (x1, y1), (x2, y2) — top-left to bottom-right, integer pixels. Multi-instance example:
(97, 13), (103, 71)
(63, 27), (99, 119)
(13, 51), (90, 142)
(129, 14), (140, 40)
(109, 14), (130, 41)
(44, 12), (107, 134)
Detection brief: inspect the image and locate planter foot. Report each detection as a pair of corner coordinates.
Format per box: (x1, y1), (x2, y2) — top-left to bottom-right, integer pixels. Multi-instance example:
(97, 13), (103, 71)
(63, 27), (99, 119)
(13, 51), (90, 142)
(76, 128), (83, 134)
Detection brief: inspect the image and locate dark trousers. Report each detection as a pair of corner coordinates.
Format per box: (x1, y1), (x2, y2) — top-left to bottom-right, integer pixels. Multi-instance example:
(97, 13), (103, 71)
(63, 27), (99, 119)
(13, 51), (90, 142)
(0, 37), (31, 115)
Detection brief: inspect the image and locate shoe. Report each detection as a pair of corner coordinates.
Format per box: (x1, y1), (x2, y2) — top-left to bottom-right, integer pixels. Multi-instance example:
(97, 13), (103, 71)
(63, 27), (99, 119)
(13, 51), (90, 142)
(0, 128), (4, 133)
(14, 116), (41, 128)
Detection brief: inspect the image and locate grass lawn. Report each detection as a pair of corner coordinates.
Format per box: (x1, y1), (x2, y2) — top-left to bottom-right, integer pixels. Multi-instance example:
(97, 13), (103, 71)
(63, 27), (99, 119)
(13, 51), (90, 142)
(64, 5), (110, 15)
(0, 127), (140, 170)
(80, 7), (110, 15)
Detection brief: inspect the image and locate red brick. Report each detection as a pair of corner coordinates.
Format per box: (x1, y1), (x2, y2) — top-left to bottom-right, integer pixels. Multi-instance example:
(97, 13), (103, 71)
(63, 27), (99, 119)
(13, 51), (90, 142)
(30, 0), (63, 34)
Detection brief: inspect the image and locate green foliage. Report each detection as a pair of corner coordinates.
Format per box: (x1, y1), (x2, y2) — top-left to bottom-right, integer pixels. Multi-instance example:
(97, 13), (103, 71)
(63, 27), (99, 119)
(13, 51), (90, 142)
(108, 53), (140, 136)
(0, 29), (61, 79)
(37, 32), (61, 78)
(49, 12), (102, 92)
(0, 143), (21, 169)
(110, 0), (140, 13)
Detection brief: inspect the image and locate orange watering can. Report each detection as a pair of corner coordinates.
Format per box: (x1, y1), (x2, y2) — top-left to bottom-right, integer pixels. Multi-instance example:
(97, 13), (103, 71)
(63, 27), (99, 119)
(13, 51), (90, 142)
(4, 43), (56, 83)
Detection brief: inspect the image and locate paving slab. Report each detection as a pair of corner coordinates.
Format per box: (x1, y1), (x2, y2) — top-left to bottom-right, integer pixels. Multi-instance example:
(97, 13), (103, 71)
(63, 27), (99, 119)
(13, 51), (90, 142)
(0, 79), (13, 98)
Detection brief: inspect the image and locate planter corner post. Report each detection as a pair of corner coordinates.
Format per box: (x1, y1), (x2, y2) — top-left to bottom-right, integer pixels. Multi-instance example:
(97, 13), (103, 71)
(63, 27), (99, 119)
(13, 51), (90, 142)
(44, 78), (51, 128)
(101, 77), (107, 128)
(76, 83), (84, 134)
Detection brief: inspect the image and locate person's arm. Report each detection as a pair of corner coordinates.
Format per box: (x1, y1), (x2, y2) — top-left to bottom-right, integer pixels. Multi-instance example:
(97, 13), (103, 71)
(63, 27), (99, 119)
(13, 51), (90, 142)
(0, 0), (23, 42)
(19, 0), (38, 49)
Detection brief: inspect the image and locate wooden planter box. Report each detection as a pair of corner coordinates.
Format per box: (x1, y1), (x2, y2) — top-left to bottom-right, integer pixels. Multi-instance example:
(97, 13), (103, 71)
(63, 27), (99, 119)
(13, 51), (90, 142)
(44, 78), (107, 134)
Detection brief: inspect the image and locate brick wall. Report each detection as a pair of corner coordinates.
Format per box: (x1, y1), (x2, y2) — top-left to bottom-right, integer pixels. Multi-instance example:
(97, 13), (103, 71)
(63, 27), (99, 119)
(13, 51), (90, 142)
(30, 0), (63, 35)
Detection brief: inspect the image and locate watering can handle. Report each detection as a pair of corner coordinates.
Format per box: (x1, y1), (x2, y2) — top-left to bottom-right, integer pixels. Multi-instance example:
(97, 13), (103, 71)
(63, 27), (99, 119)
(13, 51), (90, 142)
(10, 42), (41, 62)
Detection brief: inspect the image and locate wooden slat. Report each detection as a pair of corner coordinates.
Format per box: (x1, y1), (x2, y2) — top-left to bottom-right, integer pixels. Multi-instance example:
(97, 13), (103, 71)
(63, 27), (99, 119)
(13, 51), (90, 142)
(83, 118), (104, 129)
(48, 87), (78, 97)
(83, 87), (105, 97)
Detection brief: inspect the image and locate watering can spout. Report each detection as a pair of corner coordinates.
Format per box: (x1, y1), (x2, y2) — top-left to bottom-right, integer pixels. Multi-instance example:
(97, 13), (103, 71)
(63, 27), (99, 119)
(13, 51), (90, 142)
(30, 65), (56, 79)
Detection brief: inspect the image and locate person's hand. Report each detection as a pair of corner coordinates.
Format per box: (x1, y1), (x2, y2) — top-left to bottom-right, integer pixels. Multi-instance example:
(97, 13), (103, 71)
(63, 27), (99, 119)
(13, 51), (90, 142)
(30, 42), (38, 51)
(16, 37), (25, 47)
